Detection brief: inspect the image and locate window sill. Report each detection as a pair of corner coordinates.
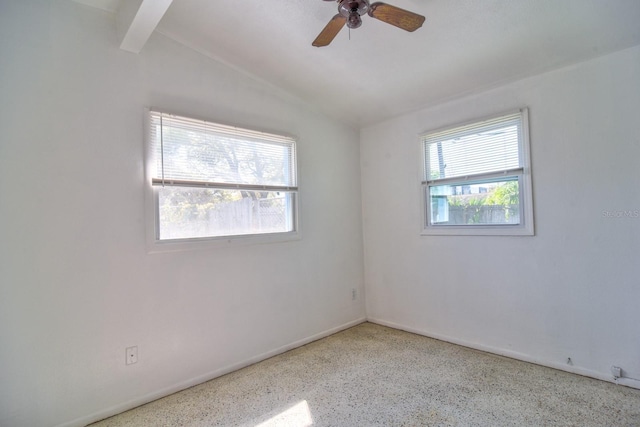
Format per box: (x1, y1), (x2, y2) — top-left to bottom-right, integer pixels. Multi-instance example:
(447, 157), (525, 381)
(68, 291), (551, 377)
(146, 231), (301, 254)
(421, 224), (534, 236)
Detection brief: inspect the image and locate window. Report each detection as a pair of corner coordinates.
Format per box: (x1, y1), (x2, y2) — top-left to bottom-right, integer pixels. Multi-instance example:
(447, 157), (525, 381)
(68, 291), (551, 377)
(146, 111), (298, 244)
(421, 108), (534, 236)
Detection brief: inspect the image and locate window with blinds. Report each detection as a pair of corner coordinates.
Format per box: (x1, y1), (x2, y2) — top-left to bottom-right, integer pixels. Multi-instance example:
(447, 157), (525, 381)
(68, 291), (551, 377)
(147, 111), (298, 242)
(421, 109), (534, 235)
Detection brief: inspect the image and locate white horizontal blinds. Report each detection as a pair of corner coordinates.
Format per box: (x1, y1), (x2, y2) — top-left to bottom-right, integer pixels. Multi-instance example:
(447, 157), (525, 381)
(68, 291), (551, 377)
(149, 111), (297, 189)
(423, 112), (522, 183)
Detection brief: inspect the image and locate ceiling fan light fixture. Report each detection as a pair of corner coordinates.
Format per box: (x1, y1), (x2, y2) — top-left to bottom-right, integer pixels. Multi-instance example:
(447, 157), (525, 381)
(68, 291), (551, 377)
(347, 12), (363, 29)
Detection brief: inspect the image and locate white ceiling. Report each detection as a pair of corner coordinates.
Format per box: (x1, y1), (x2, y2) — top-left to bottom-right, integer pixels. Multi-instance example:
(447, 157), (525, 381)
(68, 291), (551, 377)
(75, 0), (640, 127)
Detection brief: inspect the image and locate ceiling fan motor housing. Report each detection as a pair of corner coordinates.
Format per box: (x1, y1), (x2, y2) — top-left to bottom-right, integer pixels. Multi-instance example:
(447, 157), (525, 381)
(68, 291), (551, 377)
(338, 0), (370, 16)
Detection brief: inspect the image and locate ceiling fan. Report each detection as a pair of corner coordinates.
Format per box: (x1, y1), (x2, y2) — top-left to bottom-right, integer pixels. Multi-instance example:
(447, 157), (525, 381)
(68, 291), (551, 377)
(313, 0), (425, 47)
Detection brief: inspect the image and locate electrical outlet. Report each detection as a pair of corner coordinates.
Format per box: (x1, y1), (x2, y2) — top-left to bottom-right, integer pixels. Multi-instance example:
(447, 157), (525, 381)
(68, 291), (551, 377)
(126, 346), (138, 365)
(352, 288), (357, 301)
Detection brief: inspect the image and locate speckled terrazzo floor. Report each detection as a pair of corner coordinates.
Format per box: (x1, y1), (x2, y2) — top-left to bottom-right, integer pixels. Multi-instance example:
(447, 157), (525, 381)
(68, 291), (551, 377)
(90, 322), (640, 426)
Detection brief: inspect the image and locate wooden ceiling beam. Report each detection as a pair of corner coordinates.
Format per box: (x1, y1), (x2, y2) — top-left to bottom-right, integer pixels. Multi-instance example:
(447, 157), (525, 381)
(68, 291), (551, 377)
(117, 0), (173, 53)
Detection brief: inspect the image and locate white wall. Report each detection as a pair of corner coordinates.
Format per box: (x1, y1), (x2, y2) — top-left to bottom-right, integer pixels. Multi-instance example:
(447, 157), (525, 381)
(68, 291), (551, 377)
(361, 45), (640, 385)
(0, 2), (365, 426)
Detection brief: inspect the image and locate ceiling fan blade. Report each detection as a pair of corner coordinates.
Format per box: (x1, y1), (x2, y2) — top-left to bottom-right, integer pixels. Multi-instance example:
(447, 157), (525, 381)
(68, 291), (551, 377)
(368, 2), (425, 32)
(313, 14), (347, 47)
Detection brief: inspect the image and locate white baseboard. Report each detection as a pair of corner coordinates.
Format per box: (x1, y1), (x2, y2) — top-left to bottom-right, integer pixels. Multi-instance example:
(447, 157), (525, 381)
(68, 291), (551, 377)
(614, 376), (640, 388)
(59, 317), (367, 427)
(367, 317), (640, 391)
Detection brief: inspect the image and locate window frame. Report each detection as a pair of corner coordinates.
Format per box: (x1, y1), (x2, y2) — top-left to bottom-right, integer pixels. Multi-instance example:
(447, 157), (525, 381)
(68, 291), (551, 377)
(144, 109), (301, 252)
(420, 108), (534, 236)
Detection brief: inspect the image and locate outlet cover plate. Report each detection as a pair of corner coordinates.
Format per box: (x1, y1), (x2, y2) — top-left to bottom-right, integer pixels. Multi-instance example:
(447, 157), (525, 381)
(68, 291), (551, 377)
(126, 346), (138, 365)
